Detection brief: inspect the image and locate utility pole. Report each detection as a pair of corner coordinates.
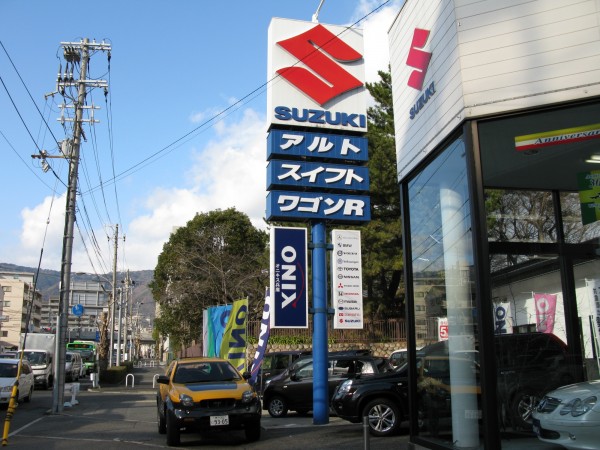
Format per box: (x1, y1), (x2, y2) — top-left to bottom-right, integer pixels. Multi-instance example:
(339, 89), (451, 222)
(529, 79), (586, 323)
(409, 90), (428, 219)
(109, 224), (118, 367)
(50, 38), (110, 414)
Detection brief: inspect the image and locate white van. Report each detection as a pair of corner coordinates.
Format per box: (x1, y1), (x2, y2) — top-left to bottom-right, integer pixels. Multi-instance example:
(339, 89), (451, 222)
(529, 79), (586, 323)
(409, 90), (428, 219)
(65, 351), (83, 382)
(20, 349), (53, 389)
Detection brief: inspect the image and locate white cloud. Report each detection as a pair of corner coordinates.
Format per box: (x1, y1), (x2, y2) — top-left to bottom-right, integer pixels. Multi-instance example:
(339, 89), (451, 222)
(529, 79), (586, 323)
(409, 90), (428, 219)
(121, 108), (268, 271)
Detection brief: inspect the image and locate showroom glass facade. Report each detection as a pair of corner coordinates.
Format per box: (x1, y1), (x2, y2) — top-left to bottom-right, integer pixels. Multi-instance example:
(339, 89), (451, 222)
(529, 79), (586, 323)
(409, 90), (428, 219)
(401, 100), (600, 449)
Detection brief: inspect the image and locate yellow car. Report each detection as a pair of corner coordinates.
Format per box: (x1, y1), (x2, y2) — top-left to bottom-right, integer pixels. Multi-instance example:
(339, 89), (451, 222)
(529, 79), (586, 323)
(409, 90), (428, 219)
(156, 357), (261, 446)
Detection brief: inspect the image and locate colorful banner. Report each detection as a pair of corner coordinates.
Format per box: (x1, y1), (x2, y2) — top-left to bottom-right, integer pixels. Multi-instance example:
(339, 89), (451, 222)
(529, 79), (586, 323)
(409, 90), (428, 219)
(206, 304), (232, 357)
(219, 298), (248, 373)
(515, 123), (600, 152)
(249, 288), (271, 386)
(534, 293), (557, 333)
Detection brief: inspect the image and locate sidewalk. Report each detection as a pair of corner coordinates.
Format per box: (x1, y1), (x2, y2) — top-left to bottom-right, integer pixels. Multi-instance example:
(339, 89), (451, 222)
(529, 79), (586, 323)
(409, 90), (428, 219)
(86, 362), (164, 393)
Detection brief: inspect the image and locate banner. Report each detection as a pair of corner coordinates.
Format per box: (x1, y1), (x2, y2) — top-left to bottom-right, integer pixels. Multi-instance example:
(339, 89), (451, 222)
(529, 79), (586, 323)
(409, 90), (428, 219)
(534, 293), (557, 333)
(219, 298), (248, 373)
(202, 309), (209, 356)
(270, 226), (308, 328)
(206, 304), (232, 357)
(493, 302), (513, 334)
(249, 288), (271, 386)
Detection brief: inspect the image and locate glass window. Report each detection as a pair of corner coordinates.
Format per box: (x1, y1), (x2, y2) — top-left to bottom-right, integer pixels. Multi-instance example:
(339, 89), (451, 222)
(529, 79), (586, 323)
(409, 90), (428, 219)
(485, 189), (557, 243)
(560, 192), (600, 244)
(407, 134), (481, 447)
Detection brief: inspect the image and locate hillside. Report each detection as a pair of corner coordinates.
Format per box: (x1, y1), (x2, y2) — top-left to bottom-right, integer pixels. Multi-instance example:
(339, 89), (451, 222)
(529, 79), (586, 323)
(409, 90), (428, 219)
(0, 263), (155, 318)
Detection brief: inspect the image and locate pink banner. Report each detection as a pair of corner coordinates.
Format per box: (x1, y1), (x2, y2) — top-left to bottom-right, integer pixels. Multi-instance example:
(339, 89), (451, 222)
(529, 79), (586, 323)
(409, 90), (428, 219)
(534, 293), (557, 333)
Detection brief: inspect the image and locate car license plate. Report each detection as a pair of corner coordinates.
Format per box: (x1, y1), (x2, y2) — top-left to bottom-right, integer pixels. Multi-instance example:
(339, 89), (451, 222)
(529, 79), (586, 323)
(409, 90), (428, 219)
(532, 418), (541, 437)
(210, 415), (229, 426)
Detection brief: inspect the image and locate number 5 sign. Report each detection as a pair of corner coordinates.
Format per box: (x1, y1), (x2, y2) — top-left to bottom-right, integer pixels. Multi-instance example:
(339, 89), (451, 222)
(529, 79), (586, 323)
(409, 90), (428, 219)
(438, 317), (449, 341)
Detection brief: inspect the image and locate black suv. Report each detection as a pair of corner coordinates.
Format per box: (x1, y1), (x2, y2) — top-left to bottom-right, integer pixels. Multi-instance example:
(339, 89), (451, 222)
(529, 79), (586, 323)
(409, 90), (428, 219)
(331, 332), (577, 436)
(263, 353), (391, 417)
(253, 351), (310, 394)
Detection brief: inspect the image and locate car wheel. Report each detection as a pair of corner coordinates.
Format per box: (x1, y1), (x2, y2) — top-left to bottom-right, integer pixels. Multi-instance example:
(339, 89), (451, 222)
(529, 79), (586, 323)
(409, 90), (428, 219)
(157, 404), (166, 434)
(24, 387), (32, 403)
(166, 410), (180, 446)
(363, 398), (401, 437)
(510, 391), (540, 430)
(267, 396), (288, 418)
(244, 421), (261, 442)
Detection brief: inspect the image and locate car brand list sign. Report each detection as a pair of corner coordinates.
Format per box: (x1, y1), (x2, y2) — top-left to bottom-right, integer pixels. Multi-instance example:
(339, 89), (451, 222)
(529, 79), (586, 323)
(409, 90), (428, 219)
(331, 230), (363, 329)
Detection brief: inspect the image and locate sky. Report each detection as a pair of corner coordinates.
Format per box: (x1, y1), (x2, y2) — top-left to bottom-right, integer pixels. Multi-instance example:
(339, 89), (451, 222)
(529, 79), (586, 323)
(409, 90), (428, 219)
(0, 0), (403, 276)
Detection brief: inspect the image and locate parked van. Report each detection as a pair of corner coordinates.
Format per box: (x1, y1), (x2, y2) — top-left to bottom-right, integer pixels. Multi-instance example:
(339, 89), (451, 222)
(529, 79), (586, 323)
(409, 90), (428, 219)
(65, 351), (83, 382)
(20, 349), (53, 389)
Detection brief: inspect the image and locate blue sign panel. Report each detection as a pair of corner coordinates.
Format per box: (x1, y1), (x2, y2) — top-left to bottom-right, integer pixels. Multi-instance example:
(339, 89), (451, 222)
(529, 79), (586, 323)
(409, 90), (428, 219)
(270, 227), (308, 328)
(267, 129), (368, 162)
(72, 304), (84, 317)
(266, 191), (371, 223)
(267, 160), (369, 192)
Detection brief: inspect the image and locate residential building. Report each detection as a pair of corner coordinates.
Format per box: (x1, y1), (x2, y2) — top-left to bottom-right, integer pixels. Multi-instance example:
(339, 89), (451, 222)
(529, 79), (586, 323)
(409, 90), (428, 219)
(0, 272), (42, 349)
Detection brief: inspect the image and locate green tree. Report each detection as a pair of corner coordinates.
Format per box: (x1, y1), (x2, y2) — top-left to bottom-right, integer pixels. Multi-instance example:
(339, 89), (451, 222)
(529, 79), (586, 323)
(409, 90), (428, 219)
(361, 68), (404, 319)
(150, 208), (268, 352)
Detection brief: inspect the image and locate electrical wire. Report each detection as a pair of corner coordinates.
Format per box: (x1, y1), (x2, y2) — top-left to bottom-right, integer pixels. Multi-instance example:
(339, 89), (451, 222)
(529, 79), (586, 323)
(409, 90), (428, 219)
(83, 0), (393, 194)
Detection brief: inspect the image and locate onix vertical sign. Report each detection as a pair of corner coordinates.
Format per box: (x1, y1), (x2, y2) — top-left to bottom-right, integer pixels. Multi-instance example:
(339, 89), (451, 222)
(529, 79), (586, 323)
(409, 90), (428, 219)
(270, 227), (308, 328)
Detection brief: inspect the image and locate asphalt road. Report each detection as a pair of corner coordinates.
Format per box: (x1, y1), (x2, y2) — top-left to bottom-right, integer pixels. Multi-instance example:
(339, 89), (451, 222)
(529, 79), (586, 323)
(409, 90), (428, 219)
(0, 366), (410, 449)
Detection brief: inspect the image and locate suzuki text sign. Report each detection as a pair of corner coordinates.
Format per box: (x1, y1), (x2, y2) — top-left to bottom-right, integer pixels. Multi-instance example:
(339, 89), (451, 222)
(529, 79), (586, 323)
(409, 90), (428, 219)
(270, 227), (308, 328)
(267, 18), (367, 133)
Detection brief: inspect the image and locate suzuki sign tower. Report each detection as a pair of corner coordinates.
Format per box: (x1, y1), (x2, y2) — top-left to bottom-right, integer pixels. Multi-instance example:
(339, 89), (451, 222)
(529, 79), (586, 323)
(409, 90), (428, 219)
(266, 17), (369, 425)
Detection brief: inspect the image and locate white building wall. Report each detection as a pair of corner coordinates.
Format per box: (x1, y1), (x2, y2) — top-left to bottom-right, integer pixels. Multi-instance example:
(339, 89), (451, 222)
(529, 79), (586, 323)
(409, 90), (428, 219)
(390, 0), (600, 179)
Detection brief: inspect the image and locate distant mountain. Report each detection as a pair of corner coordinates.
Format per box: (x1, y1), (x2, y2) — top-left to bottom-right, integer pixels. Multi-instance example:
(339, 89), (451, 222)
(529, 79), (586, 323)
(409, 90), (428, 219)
(0, 263), (155, 318)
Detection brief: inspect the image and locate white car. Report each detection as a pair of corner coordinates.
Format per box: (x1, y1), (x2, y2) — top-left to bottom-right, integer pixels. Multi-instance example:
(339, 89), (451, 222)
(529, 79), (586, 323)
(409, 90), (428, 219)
(532, 380), (600, 450)
(0, 358), (34, 404)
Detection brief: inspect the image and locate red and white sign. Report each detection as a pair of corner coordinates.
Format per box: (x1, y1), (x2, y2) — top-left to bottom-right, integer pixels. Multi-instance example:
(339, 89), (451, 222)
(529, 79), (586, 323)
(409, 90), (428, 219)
(534, 293), (557, 333)
(438, 317), (448, 341)
(267, 18), (367, 133)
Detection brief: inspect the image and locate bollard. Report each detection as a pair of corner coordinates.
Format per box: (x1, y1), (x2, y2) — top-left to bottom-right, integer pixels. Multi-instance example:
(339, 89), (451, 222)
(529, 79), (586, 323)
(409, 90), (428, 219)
(90, 372), (99, 388)
(125, 373), (135, 388)
(64, 383), (80, 407)
(153, 373), (160, 388)
(363, 415), (370, 450)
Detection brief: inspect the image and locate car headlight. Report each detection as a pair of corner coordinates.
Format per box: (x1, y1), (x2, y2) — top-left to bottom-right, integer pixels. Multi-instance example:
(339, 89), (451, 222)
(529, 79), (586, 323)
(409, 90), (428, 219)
(337, 379), (354, 395)
(179, 394), (194, 407)
(0, 386), (13, 393)
(242, 390), (256, 404)
(560, 396), (597, 417)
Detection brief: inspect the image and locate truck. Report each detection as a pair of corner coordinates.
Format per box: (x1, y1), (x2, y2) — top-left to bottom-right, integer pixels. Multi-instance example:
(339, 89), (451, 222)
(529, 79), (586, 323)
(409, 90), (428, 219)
(19, 332), (55, 390)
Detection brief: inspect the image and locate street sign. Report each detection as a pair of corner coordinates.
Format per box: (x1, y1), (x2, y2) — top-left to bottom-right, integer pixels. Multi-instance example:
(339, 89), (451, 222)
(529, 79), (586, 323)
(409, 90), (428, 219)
(72, 304), (84, 317)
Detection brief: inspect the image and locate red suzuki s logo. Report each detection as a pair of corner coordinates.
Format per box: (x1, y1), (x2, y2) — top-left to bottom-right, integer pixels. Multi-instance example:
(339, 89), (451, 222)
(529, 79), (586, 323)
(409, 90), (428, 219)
(276, 24), (363, 106)
(406, 28), (432, 90)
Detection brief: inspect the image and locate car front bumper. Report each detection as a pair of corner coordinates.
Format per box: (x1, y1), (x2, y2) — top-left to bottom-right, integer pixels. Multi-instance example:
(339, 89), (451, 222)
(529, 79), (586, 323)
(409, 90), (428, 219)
(171, 400), (262, 432)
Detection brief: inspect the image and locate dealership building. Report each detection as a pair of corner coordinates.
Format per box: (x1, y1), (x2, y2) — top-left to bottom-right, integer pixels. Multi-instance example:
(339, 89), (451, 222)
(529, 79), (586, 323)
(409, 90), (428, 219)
(389, 0), (600, 449)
